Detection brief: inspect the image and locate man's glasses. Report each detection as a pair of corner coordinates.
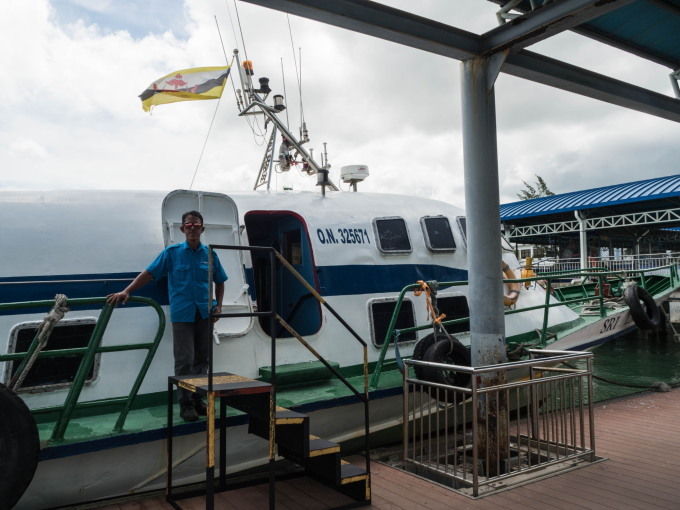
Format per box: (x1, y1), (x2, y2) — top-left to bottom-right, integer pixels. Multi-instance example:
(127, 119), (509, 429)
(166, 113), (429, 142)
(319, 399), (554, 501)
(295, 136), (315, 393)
(183, 222), (203, 229)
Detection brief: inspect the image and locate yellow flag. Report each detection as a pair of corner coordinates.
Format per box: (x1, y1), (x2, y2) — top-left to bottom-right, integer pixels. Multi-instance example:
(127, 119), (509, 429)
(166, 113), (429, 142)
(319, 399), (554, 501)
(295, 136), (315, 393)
(139, 66), (230, 112)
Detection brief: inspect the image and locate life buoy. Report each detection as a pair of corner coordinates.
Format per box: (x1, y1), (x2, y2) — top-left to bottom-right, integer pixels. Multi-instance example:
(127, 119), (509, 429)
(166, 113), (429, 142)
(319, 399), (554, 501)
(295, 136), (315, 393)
(0, 383), (40, 509)
(624, 284), (661, 331)
(503, 262), (521, 306)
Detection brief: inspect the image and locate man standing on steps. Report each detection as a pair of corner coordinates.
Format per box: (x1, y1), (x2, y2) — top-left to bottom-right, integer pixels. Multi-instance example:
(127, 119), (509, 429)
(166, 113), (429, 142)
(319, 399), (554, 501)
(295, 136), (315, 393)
(107, 210), (228, 422)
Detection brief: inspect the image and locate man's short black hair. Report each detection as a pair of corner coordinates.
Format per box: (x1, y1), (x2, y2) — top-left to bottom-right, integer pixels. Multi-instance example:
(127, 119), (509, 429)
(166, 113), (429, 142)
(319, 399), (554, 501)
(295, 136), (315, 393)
(182, 210), (204, 224)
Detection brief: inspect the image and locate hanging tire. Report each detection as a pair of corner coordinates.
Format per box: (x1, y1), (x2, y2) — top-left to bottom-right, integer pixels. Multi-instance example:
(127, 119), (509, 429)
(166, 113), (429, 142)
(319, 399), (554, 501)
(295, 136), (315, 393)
(0, 383), (39, 510)
(420, 338), (472, 404)
(412, 332), (439, 381)
(624, 284), (661, 331)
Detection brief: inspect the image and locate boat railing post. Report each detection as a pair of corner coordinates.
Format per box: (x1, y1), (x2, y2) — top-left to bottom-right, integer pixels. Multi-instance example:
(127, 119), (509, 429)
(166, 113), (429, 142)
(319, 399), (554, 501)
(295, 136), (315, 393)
(52, 302), (115, 441)
(540, 276), (552, 345)
(598, 273), (606, 318)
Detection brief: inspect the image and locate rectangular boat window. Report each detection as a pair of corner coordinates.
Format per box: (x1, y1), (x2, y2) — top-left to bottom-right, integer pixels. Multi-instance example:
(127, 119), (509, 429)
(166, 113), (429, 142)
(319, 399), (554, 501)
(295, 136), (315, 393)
(369, 299), (417, 347)
(6, 319), (99, 392)
(373, 217), (412, 254)
(283, 229), (303, 265)
(436, 295), (470, 334)
(456, 217), (467, 248)
(421, 216), (456, 252)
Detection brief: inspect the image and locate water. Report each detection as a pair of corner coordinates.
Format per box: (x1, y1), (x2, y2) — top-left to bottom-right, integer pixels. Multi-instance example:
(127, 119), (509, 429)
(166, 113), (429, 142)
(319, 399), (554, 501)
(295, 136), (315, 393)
(589, 324), (680, 401)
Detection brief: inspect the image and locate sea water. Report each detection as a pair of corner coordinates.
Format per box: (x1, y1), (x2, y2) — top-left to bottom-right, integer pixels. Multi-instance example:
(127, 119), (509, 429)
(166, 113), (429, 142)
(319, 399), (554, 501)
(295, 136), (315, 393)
(589, 323), (680, 401)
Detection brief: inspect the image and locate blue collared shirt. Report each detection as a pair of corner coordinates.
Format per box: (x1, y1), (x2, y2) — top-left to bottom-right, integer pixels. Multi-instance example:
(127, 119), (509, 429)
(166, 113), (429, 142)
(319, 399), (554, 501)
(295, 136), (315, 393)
(146, 242), (228, 322)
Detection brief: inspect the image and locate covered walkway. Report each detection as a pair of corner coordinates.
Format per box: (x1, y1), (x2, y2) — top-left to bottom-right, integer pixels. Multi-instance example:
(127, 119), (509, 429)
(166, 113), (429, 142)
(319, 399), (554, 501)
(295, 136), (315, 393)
(500, 174), (680, 265)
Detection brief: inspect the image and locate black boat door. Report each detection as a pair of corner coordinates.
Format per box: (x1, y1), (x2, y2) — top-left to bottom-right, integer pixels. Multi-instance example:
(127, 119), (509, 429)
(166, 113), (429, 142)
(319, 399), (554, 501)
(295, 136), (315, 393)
(244, 211), (322, 337)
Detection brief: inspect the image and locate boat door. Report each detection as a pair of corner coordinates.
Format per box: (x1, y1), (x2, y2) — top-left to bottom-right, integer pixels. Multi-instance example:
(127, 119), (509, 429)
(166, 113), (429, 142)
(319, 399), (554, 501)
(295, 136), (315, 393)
(162, 190), (252, 336)
(244, 211), (322, 338)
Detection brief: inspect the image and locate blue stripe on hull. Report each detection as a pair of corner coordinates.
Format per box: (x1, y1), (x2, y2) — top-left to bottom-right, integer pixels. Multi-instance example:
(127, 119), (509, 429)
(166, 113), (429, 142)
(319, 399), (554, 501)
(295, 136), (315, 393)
(316, 264), (468, 296)
(0, 273), (169, 315)
(2, 264), (469, 311)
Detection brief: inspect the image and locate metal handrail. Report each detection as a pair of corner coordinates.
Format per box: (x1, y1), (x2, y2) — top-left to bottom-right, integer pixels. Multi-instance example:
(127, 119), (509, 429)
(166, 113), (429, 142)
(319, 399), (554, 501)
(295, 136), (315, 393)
(402, 349), (596, 497)
(369, 263), (679, 389)
(209, 245), (371, 481)
(0, 296), (165, 440)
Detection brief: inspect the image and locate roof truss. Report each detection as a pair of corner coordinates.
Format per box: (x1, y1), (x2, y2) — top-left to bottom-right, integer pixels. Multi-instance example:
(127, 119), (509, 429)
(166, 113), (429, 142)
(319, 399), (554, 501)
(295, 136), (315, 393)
(505, 206), (680, 238)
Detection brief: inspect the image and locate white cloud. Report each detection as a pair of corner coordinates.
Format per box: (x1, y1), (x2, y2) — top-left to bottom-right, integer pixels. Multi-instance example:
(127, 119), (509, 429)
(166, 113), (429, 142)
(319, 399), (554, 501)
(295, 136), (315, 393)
(0, 0), (678, 207)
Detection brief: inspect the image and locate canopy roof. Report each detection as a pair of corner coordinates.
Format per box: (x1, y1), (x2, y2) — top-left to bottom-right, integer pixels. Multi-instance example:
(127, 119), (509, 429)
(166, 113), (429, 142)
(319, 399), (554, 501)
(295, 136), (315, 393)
(500, 174), (680, 249)
(501, 174), (680, 221)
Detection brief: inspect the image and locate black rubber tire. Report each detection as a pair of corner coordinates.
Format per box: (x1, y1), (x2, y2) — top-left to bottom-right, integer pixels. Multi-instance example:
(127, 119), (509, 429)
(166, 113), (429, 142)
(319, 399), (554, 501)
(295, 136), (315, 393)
(412, 332), (439, 380)
(421, 338), (472, 389)
(624, 284), (661, 331)
(0, 383), (39, 510)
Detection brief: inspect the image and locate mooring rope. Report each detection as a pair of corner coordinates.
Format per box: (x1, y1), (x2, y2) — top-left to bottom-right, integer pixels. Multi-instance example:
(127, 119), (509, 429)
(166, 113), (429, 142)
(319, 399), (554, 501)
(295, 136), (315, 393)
(560, 360), (678, 392)
(11, 294), (69, 391)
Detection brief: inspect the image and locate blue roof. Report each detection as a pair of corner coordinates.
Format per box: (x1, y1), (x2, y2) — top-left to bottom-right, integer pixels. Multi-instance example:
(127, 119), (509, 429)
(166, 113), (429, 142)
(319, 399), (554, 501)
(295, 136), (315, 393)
(500, 174), (680, 221)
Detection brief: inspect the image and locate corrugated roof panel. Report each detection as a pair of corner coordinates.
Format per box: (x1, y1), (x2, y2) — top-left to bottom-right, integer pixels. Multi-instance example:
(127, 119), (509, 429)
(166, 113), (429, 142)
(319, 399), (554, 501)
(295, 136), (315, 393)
(501, 174), (680, 220)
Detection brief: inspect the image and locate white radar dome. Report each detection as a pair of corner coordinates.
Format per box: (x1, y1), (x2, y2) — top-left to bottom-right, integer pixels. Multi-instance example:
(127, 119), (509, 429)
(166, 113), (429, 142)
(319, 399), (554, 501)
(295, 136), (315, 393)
(340, 165), (369, 182)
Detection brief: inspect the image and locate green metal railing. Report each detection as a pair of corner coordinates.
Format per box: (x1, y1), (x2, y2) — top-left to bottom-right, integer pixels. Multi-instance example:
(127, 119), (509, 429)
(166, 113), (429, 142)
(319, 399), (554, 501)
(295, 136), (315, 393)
(369, 264), (679, 389)
(0, 296), (165, 441)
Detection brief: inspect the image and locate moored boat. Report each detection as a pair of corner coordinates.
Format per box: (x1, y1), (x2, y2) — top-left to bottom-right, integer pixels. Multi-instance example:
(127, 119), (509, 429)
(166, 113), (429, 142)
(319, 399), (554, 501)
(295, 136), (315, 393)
(2, 52), (679, 509)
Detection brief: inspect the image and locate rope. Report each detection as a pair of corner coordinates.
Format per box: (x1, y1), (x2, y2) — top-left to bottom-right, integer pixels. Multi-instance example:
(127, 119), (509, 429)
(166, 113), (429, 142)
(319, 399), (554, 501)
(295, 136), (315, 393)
(11, 294), (69, 391)
(413, 280), (457, 354)
(414, 280), (446, 325)
(560, 360), (680, 392)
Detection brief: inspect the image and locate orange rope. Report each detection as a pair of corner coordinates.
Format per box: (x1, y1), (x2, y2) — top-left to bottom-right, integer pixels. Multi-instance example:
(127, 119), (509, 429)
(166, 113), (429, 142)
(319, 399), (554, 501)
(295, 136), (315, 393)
(414, 280), (446, 325)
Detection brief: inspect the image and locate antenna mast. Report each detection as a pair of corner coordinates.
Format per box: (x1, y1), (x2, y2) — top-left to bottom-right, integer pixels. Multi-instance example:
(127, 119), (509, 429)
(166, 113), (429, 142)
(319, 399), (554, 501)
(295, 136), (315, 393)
(233, 49), (337, 192)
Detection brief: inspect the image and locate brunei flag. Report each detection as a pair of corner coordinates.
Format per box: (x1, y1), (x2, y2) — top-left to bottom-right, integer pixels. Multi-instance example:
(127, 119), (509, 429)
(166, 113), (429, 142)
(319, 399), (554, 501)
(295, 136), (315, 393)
(139, 66), (230, 112)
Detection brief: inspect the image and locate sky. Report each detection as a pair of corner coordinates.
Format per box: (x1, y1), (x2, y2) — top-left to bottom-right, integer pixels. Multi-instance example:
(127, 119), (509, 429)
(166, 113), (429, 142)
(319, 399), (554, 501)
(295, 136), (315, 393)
(2, 0), (679, 206)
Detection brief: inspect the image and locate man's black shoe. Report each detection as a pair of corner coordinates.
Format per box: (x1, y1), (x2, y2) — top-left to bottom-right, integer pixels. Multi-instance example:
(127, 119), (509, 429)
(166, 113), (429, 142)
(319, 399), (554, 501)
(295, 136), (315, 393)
(180, 403), (199, 422)
(193, 399), (208, 416)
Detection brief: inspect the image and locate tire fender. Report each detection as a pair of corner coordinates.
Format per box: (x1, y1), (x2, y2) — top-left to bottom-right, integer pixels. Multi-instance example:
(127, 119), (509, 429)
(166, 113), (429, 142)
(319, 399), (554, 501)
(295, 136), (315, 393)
(0, 383), (40, 510)
(624, 284), (661, 331)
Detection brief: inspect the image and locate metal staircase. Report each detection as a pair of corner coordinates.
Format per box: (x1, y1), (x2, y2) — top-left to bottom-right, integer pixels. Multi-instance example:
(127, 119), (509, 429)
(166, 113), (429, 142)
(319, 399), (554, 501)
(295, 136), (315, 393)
(233, 397), (370, 503)
(167, 373), (370, 509)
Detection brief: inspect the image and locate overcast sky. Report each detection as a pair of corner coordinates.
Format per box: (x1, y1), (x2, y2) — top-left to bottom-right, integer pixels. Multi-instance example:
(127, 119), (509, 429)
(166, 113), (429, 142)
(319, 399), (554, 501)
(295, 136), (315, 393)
(2, 0), (679, 206)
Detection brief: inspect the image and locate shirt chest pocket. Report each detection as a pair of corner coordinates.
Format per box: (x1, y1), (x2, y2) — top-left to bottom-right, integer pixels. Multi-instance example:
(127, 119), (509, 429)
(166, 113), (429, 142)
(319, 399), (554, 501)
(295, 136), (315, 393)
(174, 264), (192, 285)
(199, 262), (210, 280)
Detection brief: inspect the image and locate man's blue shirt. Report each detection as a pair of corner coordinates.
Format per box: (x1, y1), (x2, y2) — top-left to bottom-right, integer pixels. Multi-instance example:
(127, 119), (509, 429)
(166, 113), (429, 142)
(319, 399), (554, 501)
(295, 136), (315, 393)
(146, 242), (228, 322)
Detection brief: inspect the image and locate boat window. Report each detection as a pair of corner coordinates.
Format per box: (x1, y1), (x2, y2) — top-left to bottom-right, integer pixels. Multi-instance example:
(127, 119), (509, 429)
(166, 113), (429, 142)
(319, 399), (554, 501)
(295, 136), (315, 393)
(456, 217), (467, 248)
(283, 229), (303, 265)
(373, 217), (412, 254)
(421, 216), (456, 252)
(369, 298), (417, 347)
(5, 319), (99, 392)
(436, 295), (470, 334)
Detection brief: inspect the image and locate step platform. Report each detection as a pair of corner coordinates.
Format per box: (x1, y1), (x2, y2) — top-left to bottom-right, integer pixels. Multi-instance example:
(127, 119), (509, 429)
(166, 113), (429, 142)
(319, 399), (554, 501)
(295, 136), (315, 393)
(167, 372), (370, 507)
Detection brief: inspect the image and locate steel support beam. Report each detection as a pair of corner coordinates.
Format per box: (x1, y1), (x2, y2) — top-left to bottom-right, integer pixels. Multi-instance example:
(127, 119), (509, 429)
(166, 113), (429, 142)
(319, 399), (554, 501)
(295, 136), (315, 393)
(241, 0), (479, 60)
(461, 57), (507, 367)
(480, 0), (635, 55)
(243, 0), (680, 122)
(504, 50), (680, 123)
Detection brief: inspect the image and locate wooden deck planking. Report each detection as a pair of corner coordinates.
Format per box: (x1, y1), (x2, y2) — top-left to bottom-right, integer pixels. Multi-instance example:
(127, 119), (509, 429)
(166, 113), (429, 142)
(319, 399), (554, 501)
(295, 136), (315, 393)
(93, 389), (680, 510)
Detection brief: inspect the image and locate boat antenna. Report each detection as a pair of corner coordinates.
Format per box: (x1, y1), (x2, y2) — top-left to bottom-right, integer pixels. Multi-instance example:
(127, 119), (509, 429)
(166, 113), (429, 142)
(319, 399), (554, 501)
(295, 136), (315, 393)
(233, 0), (250, 64)
(280, 58), (291, 129)
(287, 15), (307, 143)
